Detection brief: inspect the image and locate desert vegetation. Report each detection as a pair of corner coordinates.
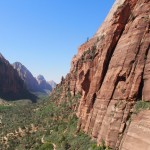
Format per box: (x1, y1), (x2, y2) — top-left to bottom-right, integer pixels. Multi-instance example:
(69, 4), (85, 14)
(0, 86), (110, 150)
(134, 100), (150, 113)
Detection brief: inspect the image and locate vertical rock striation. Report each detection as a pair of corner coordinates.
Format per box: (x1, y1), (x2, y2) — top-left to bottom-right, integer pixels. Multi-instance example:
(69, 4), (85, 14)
(58, 0), (150, 149)
(120, 110), (150, 150)
(37, 75), (52, 92)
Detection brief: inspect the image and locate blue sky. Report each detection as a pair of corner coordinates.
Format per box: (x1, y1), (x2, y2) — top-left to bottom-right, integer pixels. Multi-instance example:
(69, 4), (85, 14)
(0, 0), (115, 83)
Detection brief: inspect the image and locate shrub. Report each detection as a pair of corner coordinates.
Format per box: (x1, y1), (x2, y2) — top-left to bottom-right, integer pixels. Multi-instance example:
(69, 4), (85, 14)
(39, 142), (54, 150)
(135, 101), (150, 113)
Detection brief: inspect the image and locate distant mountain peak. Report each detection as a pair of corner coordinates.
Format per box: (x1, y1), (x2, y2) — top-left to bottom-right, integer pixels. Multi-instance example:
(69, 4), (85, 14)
(0, 53), (4, 59)
(13, 62), (54, 95)
(0, 53), (9, 64)
(13, 61), (22, 65)
(12, 62), (39, 92)
(37, 75), (45, 81)
(13, 62), (23, 67)
(13, 62), (28, 71)
(48, 80), (57, 89)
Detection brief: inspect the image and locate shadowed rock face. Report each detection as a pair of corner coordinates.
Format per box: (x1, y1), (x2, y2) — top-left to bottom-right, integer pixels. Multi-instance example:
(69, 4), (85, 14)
(56, 0), (150, 149)
(37, 75), (52, 92)
(0, 54), (37, 102)
(13, 63), (53, 94)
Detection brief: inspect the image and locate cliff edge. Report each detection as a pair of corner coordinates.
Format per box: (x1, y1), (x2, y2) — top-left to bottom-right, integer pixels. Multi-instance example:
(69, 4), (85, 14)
(56, 0), (150, 149)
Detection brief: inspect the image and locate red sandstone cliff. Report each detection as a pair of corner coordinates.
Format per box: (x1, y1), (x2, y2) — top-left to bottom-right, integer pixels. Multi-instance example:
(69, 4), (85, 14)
(57, 0), (150, 149)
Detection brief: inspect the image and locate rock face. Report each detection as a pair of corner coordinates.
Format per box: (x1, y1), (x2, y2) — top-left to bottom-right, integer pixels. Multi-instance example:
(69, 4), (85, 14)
(0, 54), (36, 101)
(120, 110), (150, 150)
(13, 62), (40, 92)
(37, 75), (52, 93)
(57, 0), (150, 149)
(48, 80), (57, 89)
(13, 62), (53, 94)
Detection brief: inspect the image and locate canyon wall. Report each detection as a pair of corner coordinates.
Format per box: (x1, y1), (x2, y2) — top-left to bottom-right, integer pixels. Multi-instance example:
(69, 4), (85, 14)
(13, 62), (53, 93)
(0, 54), (36, 101)
(58, 0), (150, 149)
(13, 62), (40, 92)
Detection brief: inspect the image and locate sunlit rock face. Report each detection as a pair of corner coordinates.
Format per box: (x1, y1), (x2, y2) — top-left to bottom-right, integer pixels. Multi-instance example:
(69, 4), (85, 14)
(13, 62), (40, 92)
(57, 0), (150, 149)
(120, 110), (150, 150)
(13, 63), (53, 94)
(48, 80), (57, 89)
(37, 75), (52, 92)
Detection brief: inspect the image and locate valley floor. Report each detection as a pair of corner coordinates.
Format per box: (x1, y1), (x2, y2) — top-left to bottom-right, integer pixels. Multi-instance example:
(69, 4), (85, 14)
(0, 87), (109, 150)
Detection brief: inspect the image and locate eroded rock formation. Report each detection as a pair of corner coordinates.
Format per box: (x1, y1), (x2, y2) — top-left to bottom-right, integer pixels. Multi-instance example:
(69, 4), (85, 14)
(57, 0), (150, 149)
(13, 62), (40, 92)
(37, 75), (52, 93)
(13, 62), (54, 94)
(120, 110), (150, 150)
(48, 80), (57, 89)
(0, 54), (36, 101)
